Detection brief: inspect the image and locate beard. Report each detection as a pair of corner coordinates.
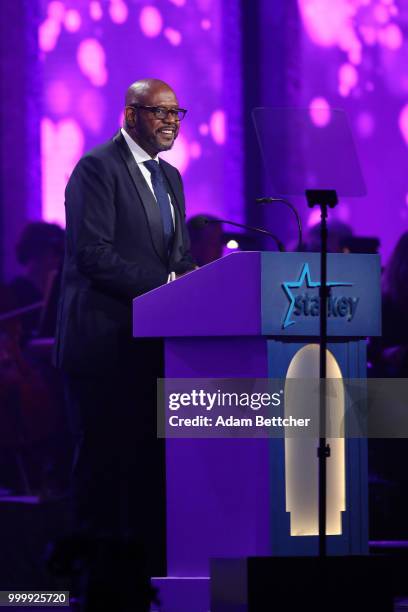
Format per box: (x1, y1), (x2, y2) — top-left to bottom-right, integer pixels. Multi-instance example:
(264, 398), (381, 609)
(127, 120), (179, 156)
(138, 120), (178, 153)
(151, 129), (177, 152)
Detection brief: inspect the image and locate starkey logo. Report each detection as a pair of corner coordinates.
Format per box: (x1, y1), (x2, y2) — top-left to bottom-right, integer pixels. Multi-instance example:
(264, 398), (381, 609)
(281, 263), (359, 329)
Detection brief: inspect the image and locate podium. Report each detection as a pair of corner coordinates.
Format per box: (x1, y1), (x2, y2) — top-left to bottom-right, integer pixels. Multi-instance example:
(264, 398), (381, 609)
(132, 252), (381, 587)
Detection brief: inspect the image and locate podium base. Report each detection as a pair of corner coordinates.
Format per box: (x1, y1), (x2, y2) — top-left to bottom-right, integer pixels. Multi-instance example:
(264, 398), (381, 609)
(211, 556), (404, 611)
(151, 577), (209, 612)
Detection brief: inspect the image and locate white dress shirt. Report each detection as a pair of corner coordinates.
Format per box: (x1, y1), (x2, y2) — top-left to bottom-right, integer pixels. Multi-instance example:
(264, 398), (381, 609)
(120, 128), (175, 226)
(121, 128), (176, 281)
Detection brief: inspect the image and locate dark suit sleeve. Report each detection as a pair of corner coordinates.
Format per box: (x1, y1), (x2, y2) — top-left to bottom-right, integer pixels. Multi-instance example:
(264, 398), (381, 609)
(66, 155), (168, 298)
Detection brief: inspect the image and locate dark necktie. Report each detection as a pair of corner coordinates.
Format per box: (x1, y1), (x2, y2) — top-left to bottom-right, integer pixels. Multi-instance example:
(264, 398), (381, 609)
(143, 159), (174, 255)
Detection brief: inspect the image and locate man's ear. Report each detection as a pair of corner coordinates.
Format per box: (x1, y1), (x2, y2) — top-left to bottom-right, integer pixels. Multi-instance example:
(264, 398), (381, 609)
(125, 106), (136, 127)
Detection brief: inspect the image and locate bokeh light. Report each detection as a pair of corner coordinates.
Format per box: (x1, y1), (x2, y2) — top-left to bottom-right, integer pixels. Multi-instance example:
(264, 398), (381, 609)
(210, 110), (226, 145)
(373, 4), (390, 25)
(338, 63), (358, 96)
(139, 6), (163, 37)
(77, 90), (106, 134)
(356, 111), (375, 138)
(190, 142), (202, 159)
(41, 118), (85, 224)
(226, 239), (239, 250)
(378, 23), (403, 50)
(298, 0), (353, 48)
(398, 104), (408, 146)
(309, 97), (331, 127)
(39, 17), (61, 52)
(45, 80), (72, 115)
(164, 28), (182, 46)
(77, 38), (108, 87)
(307, 208), (321, 228)
(64, 9), (81, 32)
(48, 1), (65, 20)
(109, 0), (128, 24)
(160, 133), (190, 175)
(199, 123), (209, 136)
(89, 2), (103, 21)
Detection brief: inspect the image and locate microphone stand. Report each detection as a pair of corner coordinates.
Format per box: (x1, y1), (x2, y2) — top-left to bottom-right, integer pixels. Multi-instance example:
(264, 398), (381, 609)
(201, 217), (285, 253)
(305, 188), (338, 558)
(256, 197), (303, 252)
(0, 301), (44, 322)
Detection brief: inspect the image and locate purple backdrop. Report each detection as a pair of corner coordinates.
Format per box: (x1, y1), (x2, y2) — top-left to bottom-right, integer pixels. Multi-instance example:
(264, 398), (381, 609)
(297, 0), (408, 261)
(1, 0), (407, 278)
(38, 0), (243, 227)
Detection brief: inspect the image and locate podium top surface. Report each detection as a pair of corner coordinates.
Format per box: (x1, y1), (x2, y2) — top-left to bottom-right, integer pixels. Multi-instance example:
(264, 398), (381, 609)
(133, 252), (381, 339)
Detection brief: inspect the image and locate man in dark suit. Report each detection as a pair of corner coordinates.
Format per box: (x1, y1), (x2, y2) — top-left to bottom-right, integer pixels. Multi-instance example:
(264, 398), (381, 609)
(54, 79), (196, 611)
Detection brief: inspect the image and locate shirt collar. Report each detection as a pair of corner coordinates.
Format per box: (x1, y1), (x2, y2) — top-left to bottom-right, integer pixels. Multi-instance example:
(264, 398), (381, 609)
(120, 127), (159, 163)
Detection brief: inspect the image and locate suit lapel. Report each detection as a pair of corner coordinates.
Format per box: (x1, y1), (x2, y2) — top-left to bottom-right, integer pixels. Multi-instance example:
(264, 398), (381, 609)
(113, 131), (167, 264)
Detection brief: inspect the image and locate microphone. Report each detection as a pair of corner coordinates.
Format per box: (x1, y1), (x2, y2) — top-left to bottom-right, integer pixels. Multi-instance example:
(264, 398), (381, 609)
(256, 197), (303, 251)
(196, 216), (285, 252)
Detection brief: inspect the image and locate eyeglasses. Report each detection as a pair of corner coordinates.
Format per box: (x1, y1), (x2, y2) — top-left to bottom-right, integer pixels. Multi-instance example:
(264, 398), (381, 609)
(130, 105), (187, 121)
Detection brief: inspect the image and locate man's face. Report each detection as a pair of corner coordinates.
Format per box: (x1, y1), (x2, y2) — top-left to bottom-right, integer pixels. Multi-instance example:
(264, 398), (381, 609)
(128, 85), (181, 157)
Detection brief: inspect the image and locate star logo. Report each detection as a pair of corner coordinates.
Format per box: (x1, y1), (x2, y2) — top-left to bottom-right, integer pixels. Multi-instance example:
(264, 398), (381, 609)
(282, 263), (353, 329)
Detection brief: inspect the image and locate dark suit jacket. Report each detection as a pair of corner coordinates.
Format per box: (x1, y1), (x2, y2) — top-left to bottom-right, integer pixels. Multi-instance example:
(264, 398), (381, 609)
(54, 130), (195, 374)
